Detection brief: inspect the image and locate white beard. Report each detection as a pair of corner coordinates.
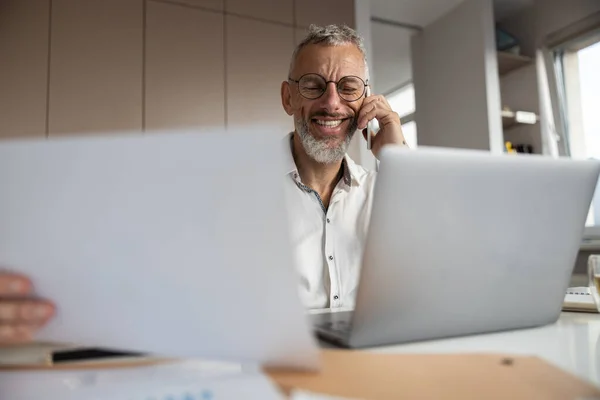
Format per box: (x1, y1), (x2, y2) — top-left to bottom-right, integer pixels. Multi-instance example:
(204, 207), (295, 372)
(295, 115), (356, 164)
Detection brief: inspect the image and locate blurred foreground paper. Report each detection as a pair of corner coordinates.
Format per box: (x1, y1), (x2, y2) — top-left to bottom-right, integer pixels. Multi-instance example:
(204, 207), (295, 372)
(0, 129), (319, 370)
(0, 360), (285, 400)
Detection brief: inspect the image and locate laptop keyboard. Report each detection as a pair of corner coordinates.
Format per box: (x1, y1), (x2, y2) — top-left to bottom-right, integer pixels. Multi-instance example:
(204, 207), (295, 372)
(317, 319), (351, 334)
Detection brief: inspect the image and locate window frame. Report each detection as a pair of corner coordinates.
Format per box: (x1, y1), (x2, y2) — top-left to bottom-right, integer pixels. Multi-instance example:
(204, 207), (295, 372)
(543, 11), (600, 157)
(384, 82), (417, 147)
(543, 13), (600, 236)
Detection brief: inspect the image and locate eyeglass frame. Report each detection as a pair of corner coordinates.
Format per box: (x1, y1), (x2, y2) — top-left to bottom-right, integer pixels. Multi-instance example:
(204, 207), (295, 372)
(287, 73), (369, 102)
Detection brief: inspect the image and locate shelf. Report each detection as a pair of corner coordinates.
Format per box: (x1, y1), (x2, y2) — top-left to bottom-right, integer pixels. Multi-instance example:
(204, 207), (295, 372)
(497, 51), (532, 76)
(501, 109), (539, 130)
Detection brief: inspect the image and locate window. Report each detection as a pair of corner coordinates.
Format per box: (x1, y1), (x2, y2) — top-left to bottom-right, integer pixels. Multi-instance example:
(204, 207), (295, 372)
(575, 41), (600, 160)
(551, 30), (600, 228)
(578, 41), (600, 227)
(385, 83), (417, 148)
(555, 39), (600, 161)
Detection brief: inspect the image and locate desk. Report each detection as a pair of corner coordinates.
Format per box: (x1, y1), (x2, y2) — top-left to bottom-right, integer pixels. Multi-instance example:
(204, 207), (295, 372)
(312, 310), (600, 388)
(1, 312), (598, 398)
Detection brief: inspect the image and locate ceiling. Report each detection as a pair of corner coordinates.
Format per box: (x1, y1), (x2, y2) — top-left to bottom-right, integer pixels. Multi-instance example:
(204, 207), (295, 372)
(493, 0), (535, 20)
(370, 0), (534, 28)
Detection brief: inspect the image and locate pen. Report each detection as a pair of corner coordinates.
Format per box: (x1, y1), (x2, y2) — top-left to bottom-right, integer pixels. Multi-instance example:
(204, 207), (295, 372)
(52, 347), (145, 364)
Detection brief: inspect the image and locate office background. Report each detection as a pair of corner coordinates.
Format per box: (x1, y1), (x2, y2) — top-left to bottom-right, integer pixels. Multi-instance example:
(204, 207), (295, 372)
(1, 0), (599, 279)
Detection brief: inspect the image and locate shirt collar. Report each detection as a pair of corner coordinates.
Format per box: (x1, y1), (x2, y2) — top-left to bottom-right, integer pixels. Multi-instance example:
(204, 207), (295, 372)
(284, 132), (361, 187)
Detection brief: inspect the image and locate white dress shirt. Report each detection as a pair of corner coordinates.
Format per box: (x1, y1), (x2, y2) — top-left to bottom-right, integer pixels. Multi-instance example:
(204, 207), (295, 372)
(283, 134), (377, 309)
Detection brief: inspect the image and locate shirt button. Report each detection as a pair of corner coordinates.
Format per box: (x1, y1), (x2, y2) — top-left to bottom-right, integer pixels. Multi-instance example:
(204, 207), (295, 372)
(326, 218), (331, 223)
(329, 255), (333, 260)
(333, 295), (339, 300)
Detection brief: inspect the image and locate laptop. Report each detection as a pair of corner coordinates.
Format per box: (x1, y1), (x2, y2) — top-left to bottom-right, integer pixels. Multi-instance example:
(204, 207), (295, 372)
(312, 145), (600, 348)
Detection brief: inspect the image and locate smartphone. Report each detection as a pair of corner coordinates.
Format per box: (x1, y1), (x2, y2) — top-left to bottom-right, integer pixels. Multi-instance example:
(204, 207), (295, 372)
(365, 86), (372, 150)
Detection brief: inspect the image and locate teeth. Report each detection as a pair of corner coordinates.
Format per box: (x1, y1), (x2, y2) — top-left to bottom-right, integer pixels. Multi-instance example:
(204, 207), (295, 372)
(315, 120), (342, 127)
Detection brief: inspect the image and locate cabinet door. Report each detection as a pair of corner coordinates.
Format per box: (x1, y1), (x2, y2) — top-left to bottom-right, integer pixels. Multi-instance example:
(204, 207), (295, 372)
(48, 0), (143, 136)
(0, 0), (50, 139)
(145, 1), (225, 131)
(295, 27), (309, 45)
(295, 0), (355, 28)
(226, 16), (294, 134)
(226, 0), (293, 25)
(155, 0), (223, 12)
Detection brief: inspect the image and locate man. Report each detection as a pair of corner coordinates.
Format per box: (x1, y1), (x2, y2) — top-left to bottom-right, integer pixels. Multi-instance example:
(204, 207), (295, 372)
(281, 24), (406, 309)
(0, 24), (406, 344)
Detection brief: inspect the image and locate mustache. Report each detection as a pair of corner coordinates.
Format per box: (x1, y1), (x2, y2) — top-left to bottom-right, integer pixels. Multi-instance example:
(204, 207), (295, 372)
(309, 111), (354, 119)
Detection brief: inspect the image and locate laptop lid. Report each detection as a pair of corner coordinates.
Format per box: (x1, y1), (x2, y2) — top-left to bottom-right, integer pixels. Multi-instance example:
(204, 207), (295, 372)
(349, 145), (600, 348)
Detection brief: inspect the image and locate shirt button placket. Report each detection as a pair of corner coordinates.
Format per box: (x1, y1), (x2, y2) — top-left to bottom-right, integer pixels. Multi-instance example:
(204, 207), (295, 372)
(325, 210), (339, 307)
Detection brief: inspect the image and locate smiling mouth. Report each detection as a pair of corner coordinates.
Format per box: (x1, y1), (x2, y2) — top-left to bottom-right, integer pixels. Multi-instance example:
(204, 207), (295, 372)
(312, 118), (349, 128)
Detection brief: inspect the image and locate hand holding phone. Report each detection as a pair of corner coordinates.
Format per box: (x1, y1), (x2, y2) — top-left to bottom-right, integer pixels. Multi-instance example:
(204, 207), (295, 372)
(360, 86), (406, 163)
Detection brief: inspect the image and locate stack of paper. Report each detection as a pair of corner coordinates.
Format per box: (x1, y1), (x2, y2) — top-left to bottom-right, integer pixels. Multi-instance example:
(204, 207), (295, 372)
(563, 287), (598, 313)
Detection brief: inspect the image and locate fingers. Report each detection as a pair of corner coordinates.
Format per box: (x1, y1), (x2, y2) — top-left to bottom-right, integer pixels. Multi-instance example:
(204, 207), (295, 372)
(0, 300), (55, 345)
(0, 272), (33, 297)
(0, 323), (36, 344)
(357, 95), (399, 130)
(357, 101), (378, 130)
(0, 273), (55, 345)
(0, 300), (55, 323)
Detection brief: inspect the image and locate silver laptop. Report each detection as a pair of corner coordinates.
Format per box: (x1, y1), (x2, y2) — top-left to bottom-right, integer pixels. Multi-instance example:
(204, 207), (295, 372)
(313, 145), (600, 348)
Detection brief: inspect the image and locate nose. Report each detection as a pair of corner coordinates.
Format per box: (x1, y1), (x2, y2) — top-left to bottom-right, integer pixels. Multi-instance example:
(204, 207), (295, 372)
(319, 82), (343, 111)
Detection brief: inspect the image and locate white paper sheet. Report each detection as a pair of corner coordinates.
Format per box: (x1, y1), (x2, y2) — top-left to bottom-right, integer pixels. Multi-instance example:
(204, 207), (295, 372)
(0, 360), (285, 400)
(0, 129), (319, 370)
(291, 391), (363, 400)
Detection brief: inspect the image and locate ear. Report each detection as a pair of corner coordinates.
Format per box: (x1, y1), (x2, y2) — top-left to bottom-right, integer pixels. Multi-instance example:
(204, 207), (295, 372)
(281, 81), (294, 116)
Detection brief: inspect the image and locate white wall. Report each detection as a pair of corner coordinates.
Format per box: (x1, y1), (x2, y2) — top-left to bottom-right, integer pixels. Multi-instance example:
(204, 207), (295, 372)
(0, 0), (357, 144)
(371, 22), (413, 95)
(410, 0), (503, 152)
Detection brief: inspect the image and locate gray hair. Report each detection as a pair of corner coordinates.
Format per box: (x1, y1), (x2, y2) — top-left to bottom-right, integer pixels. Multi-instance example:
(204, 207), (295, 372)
(288, 24), (369, 80)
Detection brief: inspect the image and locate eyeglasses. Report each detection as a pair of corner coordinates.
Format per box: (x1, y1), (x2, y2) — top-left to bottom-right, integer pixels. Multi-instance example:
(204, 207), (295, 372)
(288, 73), (368, 102)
